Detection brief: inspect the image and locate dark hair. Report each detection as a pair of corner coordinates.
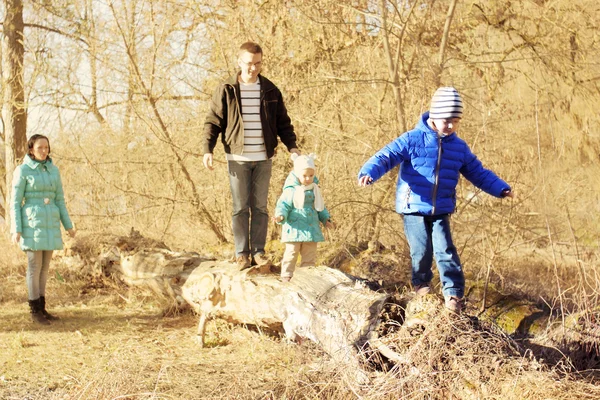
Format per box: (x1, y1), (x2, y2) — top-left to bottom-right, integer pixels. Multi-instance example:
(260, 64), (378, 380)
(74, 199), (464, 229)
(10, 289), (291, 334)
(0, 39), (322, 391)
(27, 134), (51, 157)
(239, 41), (263, 56)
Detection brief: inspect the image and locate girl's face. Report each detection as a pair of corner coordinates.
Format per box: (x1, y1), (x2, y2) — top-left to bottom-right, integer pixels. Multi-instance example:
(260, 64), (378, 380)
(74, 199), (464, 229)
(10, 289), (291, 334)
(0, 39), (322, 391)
(298, 168), (315, 185)
(31, 138), (50, 161)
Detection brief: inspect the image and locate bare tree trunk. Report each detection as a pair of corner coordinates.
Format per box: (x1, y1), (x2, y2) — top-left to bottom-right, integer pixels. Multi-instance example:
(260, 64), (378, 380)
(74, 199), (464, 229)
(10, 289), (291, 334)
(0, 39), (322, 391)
(379, 0), (406, 132)
(434, 0), (459, 87)
(2, 0), (27, 227)
(85, 2), (106, 126)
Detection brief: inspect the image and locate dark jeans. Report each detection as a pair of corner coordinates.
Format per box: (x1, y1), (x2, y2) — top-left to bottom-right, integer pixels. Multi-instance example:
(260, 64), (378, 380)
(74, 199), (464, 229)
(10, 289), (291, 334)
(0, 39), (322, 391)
(403, 214), (464, 298)
(227, 159), (272, 257)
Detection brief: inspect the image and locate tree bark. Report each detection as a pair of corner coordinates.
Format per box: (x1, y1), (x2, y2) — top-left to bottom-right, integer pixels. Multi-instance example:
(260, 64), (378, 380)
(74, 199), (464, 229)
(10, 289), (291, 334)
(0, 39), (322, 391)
(2, 0), (27, 227)
(181, 262), (389, 361)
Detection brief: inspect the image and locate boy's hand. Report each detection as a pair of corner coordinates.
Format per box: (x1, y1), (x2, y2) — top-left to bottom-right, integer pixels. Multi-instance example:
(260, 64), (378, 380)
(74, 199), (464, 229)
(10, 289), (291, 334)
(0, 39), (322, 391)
(358, 175), (373, 187)
(273, 215), (284, 223)
(502, 189), (514, 199)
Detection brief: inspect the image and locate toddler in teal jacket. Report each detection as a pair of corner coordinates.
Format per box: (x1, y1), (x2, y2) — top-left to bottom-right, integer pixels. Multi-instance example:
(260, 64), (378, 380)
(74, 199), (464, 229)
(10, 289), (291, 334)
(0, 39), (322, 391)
(274, 154), (333, 281)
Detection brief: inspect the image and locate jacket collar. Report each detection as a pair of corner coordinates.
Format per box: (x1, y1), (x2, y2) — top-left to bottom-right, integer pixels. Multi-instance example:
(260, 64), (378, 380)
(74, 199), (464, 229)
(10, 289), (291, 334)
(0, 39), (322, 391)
(225, 73), (276, 92)
(24, 154), (53, 169)
(418, 112), (456, 141)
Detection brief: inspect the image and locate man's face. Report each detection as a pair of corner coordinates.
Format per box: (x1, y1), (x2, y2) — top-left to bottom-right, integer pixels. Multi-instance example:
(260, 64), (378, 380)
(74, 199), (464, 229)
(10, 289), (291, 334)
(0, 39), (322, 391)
(238, 50), (262, 83)
(432, 118), (461, 136)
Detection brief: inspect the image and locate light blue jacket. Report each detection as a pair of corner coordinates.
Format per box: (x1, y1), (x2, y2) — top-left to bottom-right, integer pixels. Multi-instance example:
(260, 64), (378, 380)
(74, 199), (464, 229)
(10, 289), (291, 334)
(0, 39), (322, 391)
(358, 112), (511, 215)
(10, 155), (73, 251)
(275, 172), (331, 243)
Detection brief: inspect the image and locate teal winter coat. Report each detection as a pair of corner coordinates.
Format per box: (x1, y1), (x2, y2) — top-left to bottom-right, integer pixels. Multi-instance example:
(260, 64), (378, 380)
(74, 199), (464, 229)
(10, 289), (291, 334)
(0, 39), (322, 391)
(275, 172), (330, 243)
(10, 155), (73, 251)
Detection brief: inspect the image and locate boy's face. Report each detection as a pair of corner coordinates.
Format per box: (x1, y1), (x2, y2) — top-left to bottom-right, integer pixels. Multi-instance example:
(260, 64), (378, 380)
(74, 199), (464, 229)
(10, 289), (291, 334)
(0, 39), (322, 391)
(298, 168), (315, 185)
(238, 50), (262, 83)
(432, 118), (461, 136)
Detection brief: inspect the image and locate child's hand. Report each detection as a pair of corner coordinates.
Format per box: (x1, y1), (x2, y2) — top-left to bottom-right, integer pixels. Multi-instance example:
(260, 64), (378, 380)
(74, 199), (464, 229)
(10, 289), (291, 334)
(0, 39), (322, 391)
(502, 189), (515, 199)
(273, 215), (284, 223)
(325, 220), (335, 230)
(358, 175), (373, 187)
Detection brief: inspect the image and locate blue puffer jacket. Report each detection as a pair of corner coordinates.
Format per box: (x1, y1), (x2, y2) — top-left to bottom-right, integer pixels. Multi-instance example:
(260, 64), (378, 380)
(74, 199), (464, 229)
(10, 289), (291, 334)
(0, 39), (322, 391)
(275, 172), (331, 243)
(10, 155), (73, 251)
(358, 112), (510, 215)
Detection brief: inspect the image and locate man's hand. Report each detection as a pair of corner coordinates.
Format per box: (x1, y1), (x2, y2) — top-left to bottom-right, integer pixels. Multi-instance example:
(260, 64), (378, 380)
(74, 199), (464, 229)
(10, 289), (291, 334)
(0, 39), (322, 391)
(358, 175), (373, 187)
(290, 148), (300, 156)
(203, 154), (214, 170)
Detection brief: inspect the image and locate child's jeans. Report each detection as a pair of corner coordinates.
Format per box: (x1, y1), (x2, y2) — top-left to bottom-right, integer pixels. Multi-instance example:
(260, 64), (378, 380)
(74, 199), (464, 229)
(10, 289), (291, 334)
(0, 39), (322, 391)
(281, 242), (318, 278)
(402, 213), (464, 298)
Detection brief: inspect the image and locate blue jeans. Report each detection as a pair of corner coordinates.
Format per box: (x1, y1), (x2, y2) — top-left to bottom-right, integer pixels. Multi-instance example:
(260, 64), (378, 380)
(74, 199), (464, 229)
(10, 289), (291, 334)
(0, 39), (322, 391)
(403, 214), (464, 298)
(227, 160), (272, 257)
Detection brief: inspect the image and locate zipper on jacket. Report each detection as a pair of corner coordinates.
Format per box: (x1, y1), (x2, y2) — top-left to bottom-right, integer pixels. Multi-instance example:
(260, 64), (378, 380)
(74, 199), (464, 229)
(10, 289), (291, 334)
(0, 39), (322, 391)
(228, 83), (245, 155)
(42, 165), (52, 249)
(261, 86), (274, 122)
(431, 135), (443, 215)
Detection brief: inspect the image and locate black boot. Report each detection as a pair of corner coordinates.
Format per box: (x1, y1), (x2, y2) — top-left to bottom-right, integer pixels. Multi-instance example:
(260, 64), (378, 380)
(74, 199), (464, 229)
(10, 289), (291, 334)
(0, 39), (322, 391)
(28, 299), (51, 325)
(40, 296), (59, 321)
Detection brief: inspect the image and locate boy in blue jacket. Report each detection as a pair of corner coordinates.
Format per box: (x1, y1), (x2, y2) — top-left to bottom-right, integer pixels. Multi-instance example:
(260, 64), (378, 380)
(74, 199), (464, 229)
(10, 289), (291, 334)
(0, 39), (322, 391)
(357, 87), (514, 313)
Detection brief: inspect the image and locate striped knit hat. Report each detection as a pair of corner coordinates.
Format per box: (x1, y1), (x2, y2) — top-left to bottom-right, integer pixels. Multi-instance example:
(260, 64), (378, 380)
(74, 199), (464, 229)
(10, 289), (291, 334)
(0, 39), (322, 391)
(429, 87), (463, 119)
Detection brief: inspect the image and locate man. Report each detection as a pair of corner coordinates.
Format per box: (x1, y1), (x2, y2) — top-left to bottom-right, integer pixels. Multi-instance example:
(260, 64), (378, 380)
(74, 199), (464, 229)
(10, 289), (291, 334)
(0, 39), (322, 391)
(203, 41), (299, 269)
(358, 87), (514, 313)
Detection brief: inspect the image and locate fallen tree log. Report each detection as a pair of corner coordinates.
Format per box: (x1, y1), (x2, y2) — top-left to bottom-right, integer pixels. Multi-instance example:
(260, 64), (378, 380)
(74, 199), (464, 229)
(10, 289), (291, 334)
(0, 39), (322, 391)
(181, 261), (389, 362)
(56, 232), (600, 372)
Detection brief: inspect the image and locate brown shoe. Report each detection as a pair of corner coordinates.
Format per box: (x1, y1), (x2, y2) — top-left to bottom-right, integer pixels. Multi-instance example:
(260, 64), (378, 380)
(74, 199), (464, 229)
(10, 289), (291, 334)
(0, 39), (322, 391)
(253, 253), (270, 266)
(444, 296), (464, 314)
(236, 255), (251, 270)
(414, 283), (431, 296)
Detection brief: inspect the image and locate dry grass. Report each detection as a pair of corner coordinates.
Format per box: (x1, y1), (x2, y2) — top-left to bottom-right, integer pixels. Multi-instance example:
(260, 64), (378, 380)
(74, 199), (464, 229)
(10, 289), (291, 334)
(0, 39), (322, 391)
(0, 288), (324, 399)
(2, 231), (600, 400)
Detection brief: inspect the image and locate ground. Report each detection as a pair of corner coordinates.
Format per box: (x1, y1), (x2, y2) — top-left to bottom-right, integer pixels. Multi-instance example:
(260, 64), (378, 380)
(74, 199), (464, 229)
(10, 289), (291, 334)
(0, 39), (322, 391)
(2, 239), (600, 399)
(0, 284), (331, 399)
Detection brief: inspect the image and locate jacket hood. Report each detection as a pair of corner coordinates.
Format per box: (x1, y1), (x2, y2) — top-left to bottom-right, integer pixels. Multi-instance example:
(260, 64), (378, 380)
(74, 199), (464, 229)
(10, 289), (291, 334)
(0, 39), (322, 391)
(282, 171), (320, 190)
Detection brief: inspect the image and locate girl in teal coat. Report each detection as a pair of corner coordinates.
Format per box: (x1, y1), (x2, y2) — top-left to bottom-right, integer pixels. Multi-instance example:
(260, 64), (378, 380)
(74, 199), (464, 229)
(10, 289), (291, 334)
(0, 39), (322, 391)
(10, 134), (76, 325)
(274, 154), (333, 281)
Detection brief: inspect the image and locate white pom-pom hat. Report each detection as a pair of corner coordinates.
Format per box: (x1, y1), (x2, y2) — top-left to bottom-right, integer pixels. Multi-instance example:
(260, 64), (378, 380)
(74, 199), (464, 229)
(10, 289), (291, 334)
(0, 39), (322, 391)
(292, 153), (316, 177)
